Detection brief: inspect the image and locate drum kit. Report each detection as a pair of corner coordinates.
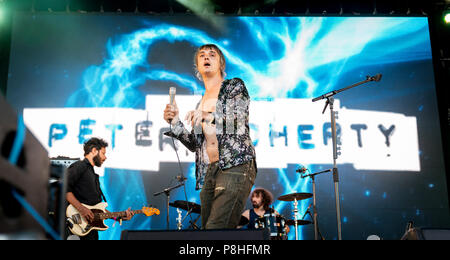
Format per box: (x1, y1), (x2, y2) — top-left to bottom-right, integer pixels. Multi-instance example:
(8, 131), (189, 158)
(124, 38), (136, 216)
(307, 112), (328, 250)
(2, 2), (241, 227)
(169, 191), (317, 240)
(246, 192), (315, 240)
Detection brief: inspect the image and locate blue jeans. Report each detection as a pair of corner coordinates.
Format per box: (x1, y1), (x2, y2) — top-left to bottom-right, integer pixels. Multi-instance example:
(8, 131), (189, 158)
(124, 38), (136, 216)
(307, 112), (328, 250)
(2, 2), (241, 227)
(200, 159), (257, 229)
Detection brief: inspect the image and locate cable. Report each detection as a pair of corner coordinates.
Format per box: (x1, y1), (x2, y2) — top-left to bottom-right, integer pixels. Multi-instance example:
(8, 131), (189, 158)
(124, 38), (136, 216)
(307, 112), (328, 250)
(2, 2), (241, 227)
(169, 123), (185, 181)
(168, 122), (193, 227)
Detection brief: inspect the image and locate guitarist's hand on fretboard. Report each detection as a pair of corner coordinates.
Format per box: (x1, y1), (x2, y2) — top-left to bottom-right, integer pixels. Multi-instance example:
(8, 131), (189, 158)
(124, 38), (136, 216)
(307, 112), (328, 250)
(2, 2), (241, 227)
(122, 208), (135, 221)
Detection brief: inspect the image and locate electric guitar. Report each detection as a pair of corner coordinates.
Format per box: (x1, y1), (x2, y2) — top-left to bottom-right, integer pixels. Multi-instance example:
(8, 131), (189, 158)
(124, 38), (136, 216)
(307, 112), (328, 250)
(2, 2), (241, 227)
(66, 202), (160, 236)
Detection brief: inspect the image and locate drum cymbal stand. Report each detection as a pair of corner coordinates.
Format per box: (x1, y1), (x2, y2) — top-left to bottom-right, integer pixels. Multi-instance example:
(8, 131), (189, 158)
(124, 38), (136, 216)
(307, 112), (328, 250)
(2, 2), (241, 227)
(176, 209), (183, 230)
(188, 215), (201, 230)
(180, 206), (201, 230)
(293, 198), (299, 240)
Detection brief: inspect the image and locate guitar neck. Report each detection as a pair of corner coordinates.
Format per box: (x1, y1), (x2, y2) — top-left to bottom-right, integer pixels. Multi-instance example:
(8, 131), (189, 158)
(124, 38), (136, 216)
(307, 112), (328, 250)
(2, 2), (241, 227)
(97, 210), (142, 220)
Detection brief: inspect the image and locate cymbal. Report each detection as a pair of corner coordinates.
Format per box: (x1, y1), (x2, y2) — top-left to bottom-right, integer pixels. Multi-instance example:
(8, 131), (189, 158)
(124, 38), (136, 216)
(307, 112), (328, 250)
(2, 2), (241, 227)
(277, 192), (313, 202)
(285, 219), (312, 226)
(169, 200), (201, 214)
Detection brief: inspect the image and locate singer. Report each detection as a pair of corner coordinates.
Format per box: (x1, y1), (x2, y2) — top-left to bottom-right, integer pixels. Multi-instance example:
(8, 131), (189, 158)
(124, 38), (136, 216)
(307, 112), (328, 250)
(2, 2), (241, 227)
(163, 44), (257, 229)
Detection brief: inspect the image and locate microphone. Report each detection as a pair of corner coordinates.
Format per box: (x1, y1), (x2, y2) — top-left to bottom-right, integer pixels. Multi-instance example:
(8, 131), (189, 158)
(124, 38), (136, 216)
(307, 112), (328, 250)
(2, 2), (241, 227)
(369, 74), (382, 82)
(175, 175), (187, 182)
(169, 87), (176, 106)
(296, 166), (307, 174)
(168, 87), (176, 123)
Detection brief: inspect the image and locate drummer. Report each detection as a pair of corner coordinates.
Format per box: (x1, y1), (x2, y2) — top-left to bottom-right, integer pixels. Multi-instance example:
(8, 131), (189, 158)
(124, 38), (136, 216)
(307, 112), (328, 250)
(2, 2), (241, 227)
(239, 187), (289, 233)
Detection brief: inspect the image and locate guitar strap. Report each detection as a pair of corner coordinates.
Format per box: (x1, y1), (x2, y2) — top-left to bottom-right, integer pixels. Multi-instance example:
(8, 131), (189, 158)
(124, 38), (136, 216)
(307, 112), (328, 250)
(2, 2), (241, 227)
(100, 189), (107, 203)
(95, 175), (107, 203)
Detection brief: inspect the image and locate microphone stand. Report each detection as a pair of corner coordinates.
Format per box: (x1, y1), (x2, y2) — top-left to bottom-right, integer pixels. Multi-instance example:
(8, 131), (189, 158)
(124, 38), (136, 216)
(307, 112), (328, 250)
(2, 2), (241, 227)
(306, 210), (324, 240)
(312, 74), (382, 240)
(154, 182), (184, 230)
(302, 169), (331, 240)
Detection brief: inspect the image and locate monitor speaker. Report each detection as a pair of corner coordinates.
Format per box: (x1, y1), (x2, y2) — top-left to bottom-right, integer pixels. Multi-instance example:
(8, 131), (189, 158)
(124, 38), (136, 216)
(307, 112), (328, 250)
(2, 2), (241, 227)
(401, 221), (450, 240)
(402, 227), (450, 240)
(120, 229), (270, 240)
(0, 94), (50, 235)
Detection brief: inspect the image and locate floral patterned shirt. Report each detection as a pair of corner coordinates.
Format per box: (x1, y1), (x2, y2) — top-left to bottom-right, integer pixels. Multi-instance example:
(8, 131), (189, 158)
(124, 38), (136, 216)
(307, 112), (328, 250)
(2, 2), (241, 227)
(167, 78), (256, 190)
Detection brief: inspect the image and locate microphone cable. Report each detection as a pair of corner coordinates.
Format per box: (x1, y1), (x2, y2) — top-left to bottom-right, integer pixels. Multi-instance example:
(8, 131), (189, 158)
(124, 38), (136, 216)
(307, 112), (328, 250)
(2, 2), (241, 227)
(168, 121), (194, 227)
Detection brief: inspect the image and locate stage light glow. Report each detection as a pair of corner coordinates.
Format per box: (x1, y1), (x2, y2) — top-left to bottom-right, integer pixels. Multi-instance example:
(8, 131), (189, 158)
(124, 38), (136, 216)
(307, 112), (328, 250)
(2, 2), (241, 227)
(444, 12), (450, 24)
(176, 0), (214, 13)
(176, 0), (225, 29)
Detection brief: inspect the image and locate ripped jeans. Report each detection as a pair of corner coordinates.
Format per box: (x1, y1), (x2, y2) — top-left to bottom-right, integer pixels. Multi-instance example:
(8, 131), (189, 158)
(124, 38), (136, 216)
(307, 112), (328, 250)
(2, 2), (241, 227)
(200, 159), (257, 229)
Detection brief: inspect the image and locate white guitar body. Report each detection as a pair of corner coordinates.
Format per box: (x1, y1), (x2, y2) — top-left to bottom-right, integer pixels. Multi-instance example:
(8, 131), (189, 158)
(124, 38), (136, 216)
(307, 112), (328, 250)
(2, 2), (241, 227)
(66, 202), (109, 237)
(66, 202), (159, 237)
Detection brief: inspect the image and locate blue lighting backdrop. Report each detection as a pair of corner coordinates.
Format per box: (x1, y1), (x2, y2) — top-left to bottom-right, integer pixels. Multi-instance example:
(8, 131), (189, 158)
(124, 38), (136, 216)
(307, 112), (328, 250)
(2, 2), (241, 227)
(6, 13), (450, 240)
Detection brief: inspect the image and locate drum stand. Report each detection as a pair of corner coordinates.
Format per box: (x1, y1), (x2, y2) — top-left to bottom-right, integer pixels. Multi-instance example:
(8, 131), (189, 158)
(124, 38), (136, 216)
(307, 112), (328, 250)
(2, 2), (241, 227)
(180, 206), (201, 230)
(293, 198), (299, 240)
(176, 209), (183, 230)
(153, 181), (184, 230)
(188, 215), (201, 230)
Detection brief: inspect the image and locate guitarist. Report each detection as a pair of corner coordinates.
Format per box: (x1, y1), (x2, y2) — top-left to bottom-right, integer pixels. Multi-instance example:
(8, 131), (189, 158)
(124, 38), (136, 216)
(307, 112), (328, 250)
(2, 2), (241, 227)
(66, 137), (134, 240)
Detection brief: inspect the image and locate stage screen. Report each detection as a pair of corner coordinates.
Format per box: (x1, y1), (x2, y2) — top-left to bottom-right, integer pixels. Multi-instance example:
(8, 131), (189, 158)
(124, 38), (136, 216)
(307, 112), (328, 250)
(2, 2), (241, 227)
(6, 13), (449, 240)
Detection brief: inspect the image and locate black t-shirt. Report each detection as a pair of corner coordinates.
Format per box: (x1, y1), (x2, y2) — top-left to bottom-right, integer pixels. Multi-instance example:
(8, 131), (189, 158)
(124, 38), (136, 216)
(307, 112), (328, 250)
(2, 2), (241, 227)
(67, 158), (105, 206)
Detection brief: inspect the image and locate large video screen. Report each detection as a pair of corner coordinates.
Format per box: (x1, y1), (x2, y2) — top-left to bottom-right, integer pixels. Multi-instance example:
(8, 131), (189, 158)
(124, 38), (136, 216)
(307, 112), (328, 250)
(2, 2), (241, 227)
(6, 13), (449, 240)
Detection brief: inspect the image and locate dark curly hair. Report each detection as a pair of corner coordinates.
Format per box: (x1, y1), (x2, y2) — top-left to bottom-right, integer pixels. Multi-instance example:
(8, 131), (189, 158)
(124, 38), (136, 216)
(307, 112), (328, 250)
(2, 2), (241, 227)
(83, 137), (108, 156)
(251, 187), (274, 211)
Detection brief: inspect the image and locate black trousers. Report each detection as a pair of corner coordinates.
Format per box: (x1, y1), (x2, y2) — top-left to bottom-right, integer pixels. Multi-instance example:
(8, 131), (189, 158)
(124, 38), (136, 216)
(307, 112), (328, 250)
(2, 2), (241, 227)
(79, 230), (99, 240)
(66, 226), (99, 240)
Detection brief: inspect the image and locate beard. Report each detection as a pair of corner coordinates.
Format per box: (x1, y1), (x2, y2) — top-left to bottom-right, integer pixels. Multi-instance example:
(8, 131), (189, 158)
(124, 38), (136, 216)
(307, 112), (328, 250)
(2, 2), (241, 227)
(252, 201), (262, 209)
(93, 154), (103, 167)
